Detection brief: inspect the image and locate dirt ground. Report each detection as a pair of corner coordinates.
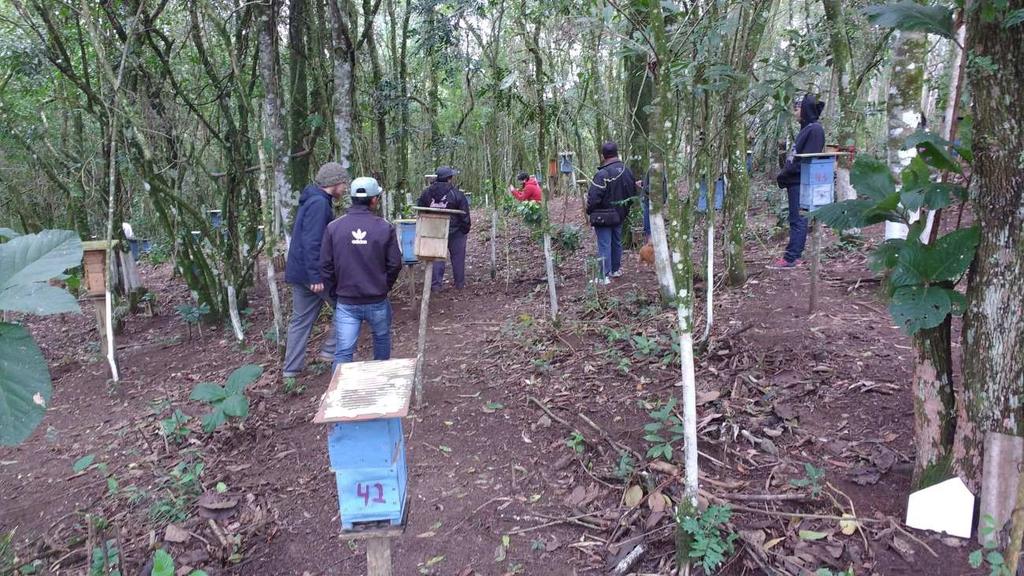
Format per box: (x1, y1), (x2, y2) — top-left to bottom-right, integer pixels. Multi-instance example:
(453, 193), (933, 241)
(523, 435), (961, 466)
(1, 189), (983, 575)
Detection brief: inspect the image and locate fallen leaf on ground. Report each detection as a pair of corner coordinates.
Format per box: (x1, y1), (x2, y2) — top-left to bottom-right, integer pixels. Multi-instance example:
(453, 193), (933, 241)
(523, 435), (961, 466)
(624, 485), (644, 508)
(164, 523), (190, 543)
(840, 514), (859, 536)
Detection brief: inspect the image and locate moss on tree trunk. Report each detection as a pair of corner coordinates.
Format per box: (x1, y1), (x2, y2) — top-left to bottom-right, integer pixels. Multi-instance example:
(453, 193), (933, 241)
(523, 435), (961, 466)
(953, 0), (1024, 489)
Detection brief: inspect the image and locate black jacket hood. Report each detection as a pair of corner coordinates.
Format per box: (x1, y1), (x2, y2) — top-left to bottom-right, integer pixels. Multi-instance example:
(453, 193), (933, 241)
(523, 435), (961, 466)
(800, 94), (825, 127)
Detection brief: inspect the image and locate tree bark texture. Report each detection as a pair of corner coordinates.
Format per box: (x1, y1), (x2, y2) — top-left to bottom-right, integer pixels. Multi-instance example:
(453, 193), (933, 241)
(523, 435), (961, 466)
(911, 318), (955, 488)
(953, 0), (1024, 488)
(884, 31), (926, 240)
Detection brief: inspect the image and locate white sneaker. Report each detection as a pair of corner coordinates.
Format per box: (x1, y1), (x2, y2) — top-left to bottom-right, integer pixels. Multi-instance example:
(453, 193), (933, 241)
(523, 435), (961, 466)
(610, 269), (624, 278)
(590, 277), (611, 286)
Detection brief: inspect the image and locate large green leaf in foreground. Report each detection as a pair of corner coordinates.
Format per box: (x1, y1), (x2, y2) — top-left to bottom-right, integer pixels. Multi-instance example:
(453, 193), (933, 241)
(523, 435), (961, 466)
(0, 323), (52, 445)
(0, 229), (82, 315)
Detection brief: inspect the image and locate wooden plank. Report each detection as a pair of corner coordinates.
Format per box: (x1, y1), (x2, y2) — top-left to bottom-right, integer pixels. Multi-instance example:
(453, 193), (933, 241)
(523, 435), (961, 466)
(365, 538), (393, 576)
(410, 206), (466, 215)
(314, 358), (416, 423)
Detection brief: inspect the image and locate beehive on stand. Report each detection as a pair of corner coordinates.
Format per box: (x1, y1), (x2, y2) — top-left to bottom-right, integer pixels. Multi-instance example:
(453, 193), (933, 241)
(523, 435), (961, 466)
(395, 220), (418, 264)
(796, 153), (838, 211)
(315, 358), (416, 531)
(411, 207), (463, 261)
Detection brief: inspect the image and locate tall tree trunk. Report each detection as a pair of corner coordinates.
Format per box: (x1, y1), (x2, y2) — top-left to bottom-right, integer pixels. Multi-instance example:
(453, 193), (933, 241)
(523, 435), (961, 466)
(881, 25), (957, 486)
(326, 0), (354, 179)
(288, 0), (310, 191)
(953, 0), (1024, 488)
(723, 1), (775, 287)
(884, 30), (926, 240)
(260, 2), (291, 239)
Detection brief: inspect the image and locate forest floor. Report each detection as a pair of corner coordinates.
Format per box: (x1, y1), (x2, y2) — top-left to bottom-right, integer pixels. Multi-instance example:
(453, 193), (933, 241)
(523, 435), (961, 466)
(1, 189), (983, 575)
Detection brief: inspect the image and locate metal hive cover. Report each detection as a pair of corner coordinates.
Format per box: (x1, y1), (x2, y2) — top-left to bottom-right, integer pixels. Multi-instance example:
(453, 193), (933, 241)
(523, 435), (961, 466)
(314, 358), (416, 423)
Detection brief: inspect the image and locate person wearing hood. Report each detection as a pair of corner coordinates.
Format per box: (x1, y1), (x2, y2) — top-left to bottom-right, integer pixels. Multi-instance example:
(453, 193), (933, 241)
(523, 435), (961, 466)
(586, 141), (637, 284)
(282, 162), (347, 378)
(417, 166), (471, 291)
(509, 172), (543, 202)
(771, 94), (826, 269)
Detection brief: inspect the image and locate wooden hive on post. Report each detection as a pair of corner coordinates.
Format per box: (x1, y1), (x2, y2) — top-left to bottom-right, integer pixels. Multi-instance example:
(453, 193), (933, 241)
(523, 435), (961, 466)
(82, 240), (120, 297)
(315, 358), (416, 531)
(411, 207), (464, 262)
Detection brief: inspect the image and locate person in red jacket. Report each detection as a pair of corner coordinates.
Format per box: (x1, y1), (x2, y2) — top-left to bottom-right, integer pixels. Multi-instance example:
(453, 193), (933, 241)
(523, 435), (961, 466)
(509, 172), (543, 202)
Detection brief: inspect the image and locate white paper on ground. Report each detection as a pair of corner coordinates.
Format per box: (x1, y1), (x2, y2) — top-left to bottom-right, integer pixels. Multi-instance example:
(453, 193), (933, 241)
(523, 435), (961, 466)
(905, 477), (975, 539)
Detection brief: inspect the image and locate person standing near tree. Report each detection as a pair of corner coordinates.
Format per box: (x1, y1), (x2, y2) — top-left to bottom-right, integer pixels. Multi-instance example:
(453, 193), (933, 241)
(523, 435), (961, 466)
(282, 162), (347, 379)
(417, 166), (471, 291)
(586, 141), (637, 284)
(770, 94), (826, 269)
(509, 172), (543, 202)
(320, 177), (403, 364)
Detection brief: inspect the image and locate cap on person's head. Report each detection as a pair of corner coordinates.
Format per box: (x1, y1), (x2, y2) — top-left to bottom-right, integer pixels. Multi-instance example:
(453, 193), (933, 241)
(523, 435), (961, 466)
(601, 141), (618, 159)
(435, 166), (459, 182)
(516, 172), (529, 182)
(315, 162), (348, 188)
(350, 176), (382, 198)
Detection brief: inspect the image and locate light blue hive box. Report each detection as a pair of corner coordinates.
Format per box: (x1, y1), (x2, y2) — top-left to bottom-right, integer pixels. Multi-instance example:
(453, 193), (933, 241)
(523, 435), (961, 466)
(314, 358), (417, 531)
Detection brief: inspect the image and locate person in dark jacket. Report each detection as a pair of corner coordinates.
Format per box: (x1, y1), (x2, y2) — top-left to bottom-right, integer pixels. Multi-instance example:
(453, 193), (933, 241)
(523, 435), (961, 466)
(321, 176), (403, 364)
(417, 166), (471, 291)
(770, 94), (826, 269)
(509, 172), (543, 202)
(282, 162), (347, 378)
(586, 141), (636, 283)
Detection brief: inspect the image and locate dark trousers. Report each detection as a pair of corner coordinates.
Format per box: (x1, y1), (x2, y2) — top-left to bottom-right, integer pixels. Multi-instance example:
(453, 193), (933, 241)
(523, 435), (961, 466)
(785, 185), (808, 263)
(432, 231), (468, 290)
(283, 284), (335, 376)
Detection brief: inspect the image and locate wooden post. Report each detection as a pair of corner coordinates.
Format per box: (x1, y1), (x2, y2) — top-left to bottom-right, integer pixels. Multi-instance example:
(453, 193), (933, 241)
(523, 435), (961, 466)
(413, 264), (433, 408)
(407, 265), (417, 308)
(809, 220), (821, 314)
(490, 209), (498, 280)
(90, 298), (110, 357)
(366, 538), (393, 576)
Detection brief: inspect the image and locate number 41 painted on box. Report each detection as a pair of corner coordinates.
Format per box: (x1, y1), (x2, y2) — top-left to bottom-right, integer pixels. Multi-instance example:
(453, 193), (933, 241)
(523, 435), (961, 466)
(356, 482), (386, 506)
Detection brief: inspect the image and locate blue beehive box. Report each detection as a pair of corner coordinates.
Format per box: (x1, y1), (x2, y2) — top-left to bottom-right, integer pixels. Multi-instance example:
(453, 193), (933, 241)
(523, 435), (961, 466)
(314, 357), (416, 533)
(328, 419), (408, 530)
(697, 178), (725, 213)
(395, 220), (418, 264)
(799, 157), (835, 211)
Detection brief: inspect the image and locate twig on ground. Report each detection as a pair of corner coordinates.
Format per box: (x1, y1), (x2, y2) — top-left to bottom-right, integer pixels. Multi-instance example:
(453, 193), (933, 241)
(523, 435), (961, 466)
(443, 496), (513, 536)
(506, 512), (605, 535)
(610, 543), (646, 576)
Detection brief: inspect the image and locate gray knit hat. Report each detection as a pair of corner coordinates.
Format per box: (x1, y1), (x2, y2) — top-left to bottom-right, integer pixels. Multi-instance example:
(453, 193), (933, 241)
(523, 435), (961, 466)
(315, 162), (348, 188)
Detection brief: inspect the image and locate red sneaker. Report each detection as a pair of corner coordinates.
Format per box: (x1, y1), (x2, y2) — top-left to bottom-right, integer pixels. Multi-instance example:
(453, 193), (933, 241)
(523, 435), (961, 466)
(767, 258), (797, 270)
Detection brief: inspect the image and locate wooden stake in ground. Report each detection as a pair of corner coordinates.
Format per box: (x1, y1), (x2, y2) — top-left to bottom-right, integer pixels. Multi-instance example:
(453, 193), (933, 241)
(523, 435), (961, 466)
(413, 264), (432, 408)
(809, 219), (821, 314)
(366, 538), (393, 576)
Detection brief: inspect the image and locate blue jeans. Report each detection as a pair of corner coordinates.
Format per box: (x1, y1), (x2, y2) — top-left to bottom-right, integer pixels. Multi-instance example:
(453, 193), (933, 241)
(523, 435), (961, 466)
(594, 225), (622, 277)
(785, 185), (807, 262)
(642, 194), (651, 240)
(333, 300), (393, 366)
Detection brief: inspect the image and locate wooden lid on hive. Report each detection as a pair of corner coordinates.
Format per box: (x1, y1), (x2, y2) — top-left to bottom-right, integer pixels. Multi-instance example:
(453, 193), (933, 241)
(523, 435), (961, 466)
(314, 358), (416, 423)
(411, 206), (466, 215)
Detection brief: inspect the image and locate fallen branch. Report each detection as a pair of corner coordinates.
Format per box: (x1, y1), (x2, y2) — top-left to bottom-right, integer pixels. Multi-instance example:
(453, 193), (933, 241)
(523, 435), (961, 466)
(609, 543), (646, 576)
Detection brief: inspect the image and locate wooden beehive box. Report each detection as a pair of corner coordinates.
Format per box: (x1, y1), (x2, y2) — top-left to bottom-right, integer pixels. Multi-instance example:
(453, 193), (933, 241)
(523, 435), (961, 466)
(81, 240), (119, 297)
(315, 358), (416, 531)
(411, 207), (463, 261)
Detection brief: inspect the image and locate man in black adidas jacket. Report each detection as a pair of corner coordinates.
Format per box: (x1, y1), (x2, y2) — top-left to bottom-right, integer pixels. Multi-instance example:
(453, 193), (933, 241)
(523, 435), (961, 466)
(320, 176), (403, 364)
